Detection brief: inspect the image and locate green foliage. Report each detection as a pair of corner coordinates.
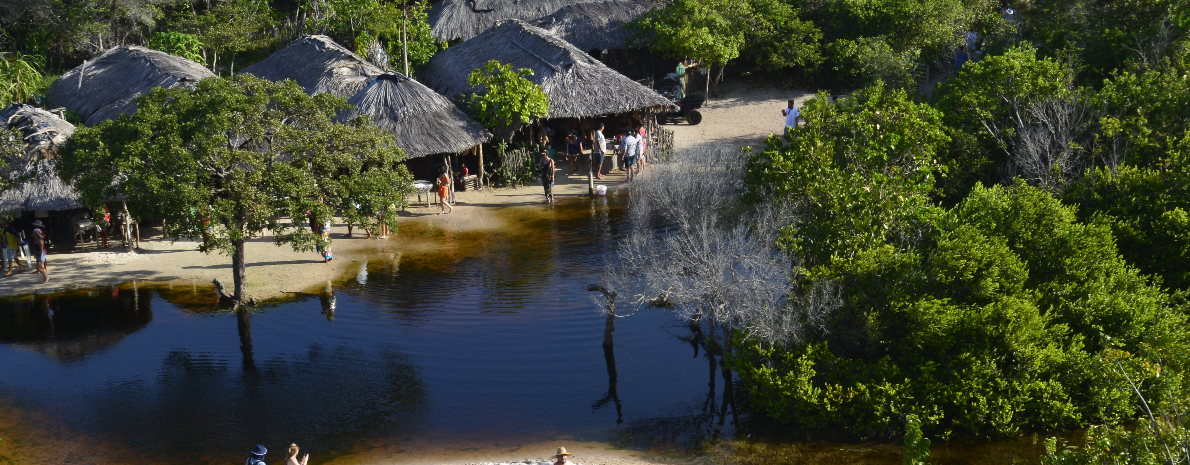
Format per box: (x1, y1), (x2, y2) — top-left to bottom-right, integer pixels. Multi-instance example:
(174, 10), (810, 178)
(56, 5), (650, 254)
(732, 181), (1188, 439)
(0, 52), (45, 105)
(933, 44), (1074, 200)
(464, 60), (549, 141)
(58, 75), (412, 301)
(177, 0), (276, 72)
(149, 31), (205, 63)
(903, 415), (931, 465)
(824, 37), (917, 90)
(628, 0), (822, 72)
(1096, 64), (1190, 169)
(304, 0), (438, 73)
(744, 84), (949, 267)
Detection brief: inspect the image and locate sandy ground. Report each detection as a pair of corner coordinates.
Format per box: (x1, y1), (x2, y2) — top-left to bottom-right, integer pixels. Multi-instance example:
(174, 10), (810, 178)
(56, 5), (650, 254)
(0, 82), (805, 304)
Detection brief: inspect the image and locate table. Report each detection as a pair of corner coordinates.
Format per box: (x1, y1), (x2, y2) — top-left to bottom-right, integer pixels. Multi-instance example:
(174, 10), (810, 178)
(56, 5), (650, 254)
(413, 181), (434, 208)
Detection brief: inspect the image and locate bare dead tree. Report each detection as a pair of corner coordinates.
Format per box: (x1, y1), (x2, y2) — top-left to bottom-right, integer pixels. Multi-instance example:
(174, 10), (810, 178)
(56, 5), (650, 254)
(593, 144), (840, 349)
(1010, 94), (1099, 195)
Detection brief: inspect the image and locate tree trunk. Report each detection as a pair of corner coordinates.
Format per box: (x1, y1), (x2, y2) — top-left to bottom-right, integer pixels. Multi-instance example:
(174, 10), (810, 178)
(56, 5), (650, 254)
(231, 238), (247, 303)
(401, 9), (409, 75)
(603, 312), (615, 347)
(705, 63), (711, 103)
(478, 144), (485, 187)
(713, 63), (726, 98)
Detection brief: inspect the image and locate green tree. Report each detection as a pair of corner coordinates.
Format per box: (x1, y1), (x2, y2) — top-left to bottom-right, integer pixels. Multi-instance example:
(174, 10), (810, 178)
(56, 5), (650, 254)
(148, 31), (205, 63)
(58, 75), (413, 304)
(628, 0), (822, 90)
(903, 414), (932, 465)
(464, 59), (549, 141)
(180, 0), (276, 74)
(933, 44), (1074, 201)
(744, 84), (949, 267)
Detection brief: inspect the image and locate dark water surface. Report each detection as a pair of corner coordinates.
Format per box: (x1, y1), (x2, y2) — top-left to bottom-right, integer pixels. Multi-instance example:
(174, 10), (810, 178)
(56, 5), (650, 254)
(0, 192), (1054, 465)
(0, 193), (736, 464)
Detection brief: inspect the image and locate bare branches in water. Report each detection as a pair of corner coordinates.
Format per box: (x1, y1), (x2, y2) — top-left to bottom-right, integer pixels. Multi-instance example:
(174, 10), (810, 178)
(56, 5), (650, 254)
(596, 144), (840, 349)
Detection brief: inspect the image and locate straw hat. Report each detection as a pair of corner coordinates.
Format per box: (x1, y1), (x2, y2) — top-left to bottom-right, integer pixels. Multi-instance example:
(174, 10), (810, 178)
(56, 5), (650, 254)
(551, 447), (574, 459)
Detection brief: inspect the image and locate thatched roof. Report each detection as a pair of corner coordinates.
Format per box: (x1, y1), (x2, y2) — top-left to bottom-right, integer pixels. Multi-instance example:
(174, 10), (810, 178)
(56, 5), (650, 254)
(241, 35), (385, 98)
(429, 0), (605, 43)
(1, 104), (76, 153)
(340, 74), (490, 158)
(0, 159), (83, 213)
(45, 46), (214, 127)
(533, 0), (656, 51)
(422, 20), (677, 120)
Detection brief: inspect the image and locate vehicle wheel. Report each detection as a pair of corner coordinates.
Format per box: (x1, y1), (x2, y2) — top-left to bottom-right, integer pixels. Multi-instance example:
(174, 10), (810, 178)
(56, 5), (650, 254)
(687, 110), (703, 125)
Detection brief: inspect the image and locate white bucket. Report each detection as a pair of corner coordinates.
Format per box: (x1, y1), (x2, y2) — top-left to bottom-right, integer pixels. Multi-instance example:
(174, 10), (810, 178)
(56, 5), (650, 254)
(596, 184), (607, 195)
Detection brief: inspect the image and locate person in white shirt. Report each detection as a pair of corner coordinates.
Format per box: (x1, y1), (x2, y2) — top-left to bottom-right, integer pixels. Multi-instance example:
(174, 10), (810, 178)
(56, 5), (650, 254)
(593, 123), (607, 180)
(621, 129), (642, 182)
(783, 99), (800, 134)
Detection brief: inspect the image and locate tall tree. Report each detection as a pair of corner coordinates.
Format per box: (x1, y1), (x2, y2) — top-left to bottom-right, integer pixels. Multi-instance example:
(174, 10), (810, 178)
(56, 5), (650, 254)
(59, 75), (413, 304)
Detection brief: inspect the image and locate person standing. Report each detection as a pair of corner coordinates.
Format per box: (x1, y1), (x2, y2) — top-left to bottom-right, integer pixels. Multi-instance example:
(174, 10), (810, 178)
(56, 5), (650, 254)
(565, 129), (582, 175)
(622, 129), (641, 182)
(539, 148), (556, 204)
(637, 125), (648, 172)
(3, 222), (24, 276)
(30, 220), (47, 284)
(436, 167), (453, 214)
(783, 99), (800, 134)
(592, 123), (607, 180)
(246, 445), (268, 465)
(285, 443), (310, 465)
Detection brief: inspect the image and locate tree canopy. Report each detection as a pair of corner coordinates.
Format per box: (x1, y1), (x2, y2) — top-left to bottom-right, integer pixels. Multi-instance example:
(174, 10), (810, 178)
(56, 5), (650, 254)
(58, 74), (413, 303)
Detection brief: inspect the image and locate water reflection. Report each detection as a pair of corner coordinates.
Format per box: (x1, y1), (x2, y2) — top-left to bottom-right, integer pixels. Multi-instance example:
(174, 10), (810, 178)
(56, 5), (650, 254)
(0, 285), (153, 362)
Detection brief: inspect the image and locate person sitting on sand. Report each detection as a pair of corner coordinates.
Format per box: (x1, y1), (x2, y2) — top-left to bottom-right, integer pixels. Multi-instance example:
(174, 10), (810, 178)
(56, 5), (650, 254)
(552, 447), (575, 465)
(286, 443), (309, 465)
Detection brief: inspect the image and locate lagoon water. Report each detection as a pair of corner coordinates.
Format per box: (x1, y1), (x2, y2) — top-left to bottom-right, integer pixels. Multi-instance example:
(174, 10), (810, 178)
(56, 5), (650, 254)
(0, 193), (737, 464)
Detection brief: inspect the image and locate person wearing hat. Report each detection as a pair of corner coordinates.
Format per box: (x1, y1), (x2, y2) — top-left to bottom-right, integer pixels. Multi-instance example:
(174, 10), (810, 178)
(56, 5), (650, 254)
(30, 220), (47, 284)
(552, 447), (575, 465)
(246, 444), (268, 465)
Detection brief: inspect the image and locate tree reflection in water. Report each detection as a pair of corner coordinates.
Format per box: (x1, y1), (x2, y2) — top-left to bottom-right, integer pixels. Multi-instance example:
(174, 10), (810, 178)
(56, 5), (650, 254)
(0, 284), (153, 361)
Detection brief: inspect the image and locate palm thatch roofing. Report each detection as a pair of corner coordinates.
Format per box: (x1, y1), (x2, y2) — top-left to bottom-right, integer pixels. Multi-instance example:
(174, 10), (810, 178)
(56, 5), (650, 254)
(45, 46), (214, 127)
(340, 74), (491, 158)
(429, 0), (604, 43)
(0, 159), (83, 213)
(0, 105), (82, 213)
(241, 35), (386, 99)
(1, 104), (76, 153)
(422, 20), (677, 120)
(533, 0), (656, 51)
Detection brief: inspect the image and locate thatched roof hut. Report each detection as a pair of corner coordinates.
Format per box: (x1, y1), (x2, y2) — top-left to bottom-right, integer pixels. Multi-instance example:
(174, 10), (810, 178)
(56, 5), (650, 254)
(45, 46), (214, 127)
(340, 74), (490, 158)
(429, 0), (604, 43)
(533, 0), (656, 51)
(422, 20), (676, 120)
(241, 35), (385, 99)
(0, 105), (83, 213)
(0, 159), (83, 213)
(1, 104), (76, 153)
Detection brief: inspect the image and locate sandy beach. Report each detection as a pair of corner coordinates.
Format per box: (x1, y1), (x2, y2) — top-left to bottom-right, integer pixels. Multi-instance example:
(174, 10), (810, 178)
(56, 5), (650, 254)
(0, 82), (806, 305)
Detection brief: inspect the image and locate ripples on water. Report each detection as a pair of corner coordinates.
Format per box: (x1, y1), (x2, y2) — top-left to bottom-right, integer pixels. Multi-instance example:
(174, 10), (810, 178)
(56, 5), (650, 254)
(0, 193), (737, 464)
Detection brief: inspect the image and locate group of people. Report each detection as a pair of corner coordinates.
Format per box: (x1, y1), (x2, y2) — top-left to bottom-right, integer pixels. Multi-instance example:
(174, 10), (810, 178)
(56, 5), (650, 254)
(244, 444), (309, 465)
(538, 120), (650, 204)
(1, 219), (49, 283)
(245, 444), (577, 465)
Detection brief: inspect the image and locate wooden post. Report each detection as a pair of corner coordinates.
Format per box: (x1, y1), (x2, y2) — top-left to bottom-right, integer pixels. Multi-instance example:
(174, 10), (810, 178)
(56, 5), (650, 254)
(586, 119), (595, 195)
(477, 144), (484, 187)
